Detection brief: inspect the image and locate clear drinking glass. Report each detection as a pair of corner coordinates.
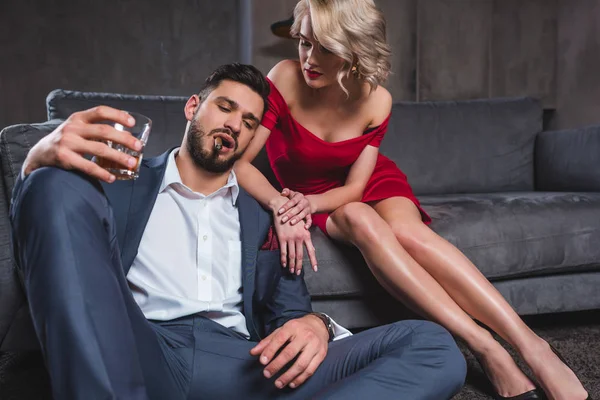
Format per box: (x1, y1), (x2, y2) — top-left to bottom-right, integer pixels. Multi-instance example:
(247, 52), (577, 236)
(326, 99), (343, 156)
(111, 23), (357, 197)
(94, 111), (152, 180)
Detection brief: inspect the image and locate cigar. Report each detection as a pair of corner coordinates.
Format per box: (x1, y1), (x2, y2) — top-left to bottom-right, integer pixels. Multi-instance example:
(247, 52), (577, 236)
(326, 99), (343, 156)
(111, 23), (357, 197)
(214, 137), (223, 151)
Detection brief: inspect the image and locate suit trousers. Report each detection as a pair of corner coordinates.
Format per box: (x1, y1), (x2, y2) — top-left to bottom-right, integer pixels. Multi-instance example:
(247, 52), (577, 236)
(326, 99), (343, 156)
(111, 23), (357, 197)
(10, 167), (467, 399)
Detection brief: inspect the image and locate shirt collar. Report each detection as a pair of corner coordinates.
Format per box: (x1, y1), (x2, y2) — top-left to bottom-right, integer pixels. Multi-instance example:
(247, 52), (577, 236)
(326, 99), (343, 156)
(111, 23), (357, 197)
(160, 148), (240, 205)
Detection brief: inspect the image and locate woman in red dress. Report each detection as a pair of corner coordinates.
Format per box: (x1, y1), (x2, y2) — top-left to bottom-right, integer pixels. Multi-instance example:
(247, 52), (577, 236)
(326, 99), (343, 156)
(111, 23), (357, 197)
(234, 1), (588, 399)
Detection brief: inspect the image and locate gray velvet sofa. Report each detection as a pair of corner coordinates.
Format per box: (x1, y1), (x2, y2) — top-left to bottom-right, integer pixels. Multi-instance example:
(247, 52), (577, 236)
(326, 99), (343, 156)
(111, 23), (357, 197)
(1, 89), (600, 352)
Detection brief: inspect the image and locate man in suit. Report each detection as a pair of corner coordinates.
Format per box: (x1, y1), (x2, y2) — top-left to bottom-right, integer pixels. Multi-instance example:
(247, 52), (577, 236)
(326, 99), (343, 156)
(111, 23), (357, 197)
(10, 63), (466, 399)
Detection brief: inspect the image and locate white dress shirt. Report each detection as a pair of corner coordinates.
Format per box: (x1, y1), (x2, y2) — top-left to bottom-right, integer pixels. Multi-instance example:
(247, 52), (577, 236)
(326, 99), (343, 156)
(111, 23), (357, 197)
(127, 148), (351, 340)
(127, 149), (249, 337)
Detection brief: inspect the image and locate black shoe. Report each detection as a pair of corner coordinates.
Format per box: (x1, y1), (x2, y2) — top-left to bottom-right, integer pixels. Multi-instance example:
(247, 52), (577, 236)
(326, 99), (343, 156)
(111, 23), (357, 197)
(494, 388), (544, 400)
(548, 343), (591, 400)
(476, 356), (545, 400)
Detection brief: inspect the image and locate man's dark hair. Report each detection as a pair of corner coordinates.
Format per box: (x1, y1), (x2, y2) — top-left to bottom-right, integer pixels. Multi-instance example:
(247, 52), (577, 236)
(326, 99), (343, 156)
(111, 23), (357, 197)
(198, 63), (270, 117)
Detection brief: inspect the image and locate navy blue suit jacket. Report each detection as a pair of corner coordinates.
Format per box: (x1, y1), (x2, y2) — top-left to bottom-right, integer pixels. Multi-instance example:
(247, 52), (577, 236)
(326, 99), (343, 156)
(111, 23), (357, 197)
(14, 150), (313, 341)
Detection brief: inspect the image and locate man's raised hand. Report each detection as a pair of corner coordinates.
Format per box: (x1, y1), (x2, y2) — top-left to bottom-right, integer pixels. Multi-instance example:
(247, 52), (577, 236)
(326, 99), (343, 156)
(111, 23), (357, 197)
(23, 106), (142, 182)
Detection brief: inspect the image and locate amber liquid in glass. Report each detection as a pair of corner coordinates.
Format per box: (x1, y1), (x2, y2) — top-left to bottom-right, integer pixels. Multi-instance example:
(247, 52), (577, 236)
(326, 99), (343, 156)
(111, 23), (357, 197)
(95, 143), (143, 180)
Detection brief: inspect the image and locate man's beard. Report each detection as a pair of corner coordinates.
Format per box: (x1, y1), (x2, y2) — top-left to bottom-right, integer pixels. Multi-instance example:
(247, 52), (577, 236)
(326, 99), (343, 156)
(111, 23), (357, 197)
(186, 118), (241, 173)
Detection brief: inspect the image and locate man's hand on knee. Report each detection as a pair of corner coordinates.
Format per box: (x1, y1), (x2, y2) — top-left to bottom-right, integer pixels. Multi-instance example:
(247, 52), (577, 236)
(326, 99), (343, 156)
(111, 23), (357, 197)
(23, 106), (143, 183)
(249, 315), (329, 389)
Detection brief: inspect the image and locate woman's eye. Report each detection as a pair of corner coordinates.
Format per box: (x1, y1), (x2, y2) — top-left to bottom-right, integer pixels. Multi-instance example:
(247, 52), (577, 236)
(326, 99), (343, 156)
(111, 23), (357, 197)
(300, 40), (311, 48)
(319, 45), (332, 54)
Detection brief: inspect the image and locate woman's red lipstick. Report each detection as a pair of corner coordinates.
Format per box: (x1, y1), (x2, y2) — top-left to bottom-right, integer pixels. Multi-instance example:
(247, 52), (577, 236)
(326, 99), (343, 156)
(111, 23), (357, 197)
(305, 69), (323, 80)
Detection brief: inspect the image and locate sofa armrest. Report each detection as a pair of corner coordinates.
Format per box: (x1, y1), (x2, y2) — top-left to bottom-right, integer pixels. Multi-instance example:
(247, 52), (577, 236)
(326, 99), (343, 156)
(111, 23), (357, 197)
(535, 125), (600, 191)
(1, 120), (63, 196)
(0, 120), (62, 349)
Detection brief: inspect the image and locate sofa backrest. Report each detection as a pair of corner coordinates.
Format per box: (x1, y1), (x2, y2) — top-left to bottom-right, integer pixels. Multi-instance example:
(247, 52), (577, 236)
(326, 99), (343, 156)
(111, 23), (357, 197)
(46, 89), (280, 188)
(380, 97), (542, 195)
(47, 89), (189, 157)
(48, 90), (543, 197)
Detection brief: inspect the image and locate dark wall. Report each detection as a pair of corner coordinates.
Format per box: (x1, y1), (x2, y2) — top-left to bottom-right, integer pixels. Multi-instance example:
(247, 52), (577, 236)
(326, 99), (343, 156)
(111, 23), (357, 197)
(0, 0), (241, 129)
(552, 0), (600, 130)
(251, 0), (558, 106)
(2, 0), (599, 131)
(253, 0), (600, 130)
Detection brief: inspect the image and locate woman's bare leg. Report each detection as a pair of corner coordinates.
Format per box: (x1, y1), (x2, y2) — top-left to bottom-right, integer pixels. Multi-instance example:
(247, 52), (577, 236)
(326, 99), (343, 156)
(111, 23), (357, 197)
(326, 202), (536, 398)
(370, 197), (587, 400)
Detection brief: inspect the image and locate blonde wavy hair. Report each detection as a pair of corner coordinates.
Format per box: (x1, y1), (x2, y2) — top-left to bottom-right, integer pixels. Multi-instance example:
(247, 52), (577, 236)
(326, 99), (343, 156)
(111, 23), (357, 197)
(290, 0), (391, 95)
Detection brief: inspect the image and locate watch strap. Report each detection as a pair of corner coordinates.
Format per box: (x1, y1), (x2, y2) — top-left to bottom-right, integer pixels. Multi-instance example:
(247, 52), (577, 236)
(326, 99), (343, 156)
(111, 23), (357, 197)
(310, 312), (334, 342)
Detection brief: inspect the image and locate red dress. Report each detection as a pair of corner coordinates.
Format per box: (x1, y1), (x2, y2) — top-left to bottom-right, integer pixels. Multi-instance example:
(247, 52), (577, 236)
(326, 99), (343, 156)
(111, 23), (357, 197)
(260, 78), (431, 235)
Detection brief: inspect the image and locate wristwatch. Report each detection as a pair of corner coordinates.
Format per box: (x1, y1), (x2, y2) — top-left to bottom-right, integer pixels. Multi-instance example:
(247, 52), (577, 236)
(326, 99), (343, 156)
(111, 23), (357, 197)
(310, 312), (335, 342)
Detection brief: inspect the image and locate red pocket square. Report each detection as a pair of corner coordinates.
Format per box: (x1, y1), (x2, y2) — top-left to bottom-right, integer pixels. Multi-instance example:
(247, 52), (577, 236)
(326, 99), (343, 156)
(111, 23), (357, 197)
(260, 226), (280, 250)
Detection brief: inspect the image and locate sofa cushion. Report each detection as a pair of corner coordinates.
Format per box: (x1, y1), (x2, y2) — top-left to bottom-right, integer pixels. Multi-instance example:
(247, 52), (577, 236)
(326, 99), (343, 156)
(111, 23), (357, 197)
(422, 192), (600, 279)
(303, 192), (600, 298)
(381, 97), (542, 195)
(535, 125), (600, 192)
(47, 89), (188, 158)
(311, 271), (600, 329)
(302, 228), (374, 298)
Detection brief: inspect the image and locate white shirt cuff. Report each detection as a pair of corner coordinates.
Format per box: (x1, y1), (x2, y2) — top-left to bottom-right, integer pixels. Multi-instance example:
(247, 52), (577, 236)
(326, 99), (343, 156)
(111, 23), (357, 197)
(321, 313), (352, 340)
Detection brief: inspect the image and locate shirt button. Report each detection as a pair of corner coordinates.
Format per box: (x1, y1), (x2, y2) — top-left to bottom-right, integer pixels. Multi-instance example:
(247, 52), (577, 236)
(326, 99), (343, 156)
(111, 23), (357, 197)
(203, 235), (208, 241)
(201, 275), (207, 281)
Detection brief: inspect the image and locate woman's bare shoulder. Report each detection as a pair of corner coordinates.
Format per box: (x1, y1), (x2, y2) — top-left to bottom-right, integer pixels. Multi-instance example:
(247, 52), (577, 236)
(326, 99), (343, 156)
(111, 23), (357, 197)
(267, 60), (303, 95)
(365, 85), (392, 127)
(267, 60), (300, 89)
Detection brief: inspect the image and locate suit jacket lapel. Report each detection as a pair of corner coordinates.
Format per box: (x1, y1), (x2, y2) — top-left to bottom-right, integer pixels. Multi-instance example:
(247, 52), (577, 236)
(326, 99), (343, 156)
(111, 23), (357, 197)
(120, 150), (170, 274)
(237, 189), (261, 340)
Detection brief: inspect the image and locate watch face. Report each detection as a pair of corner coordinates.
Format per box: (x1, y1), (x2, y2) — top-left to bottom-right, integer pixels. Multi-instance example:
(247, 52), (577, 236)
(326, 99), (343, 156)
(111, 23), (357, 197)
(312, 312), (334, 341)
(321, 313), (334, 341)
